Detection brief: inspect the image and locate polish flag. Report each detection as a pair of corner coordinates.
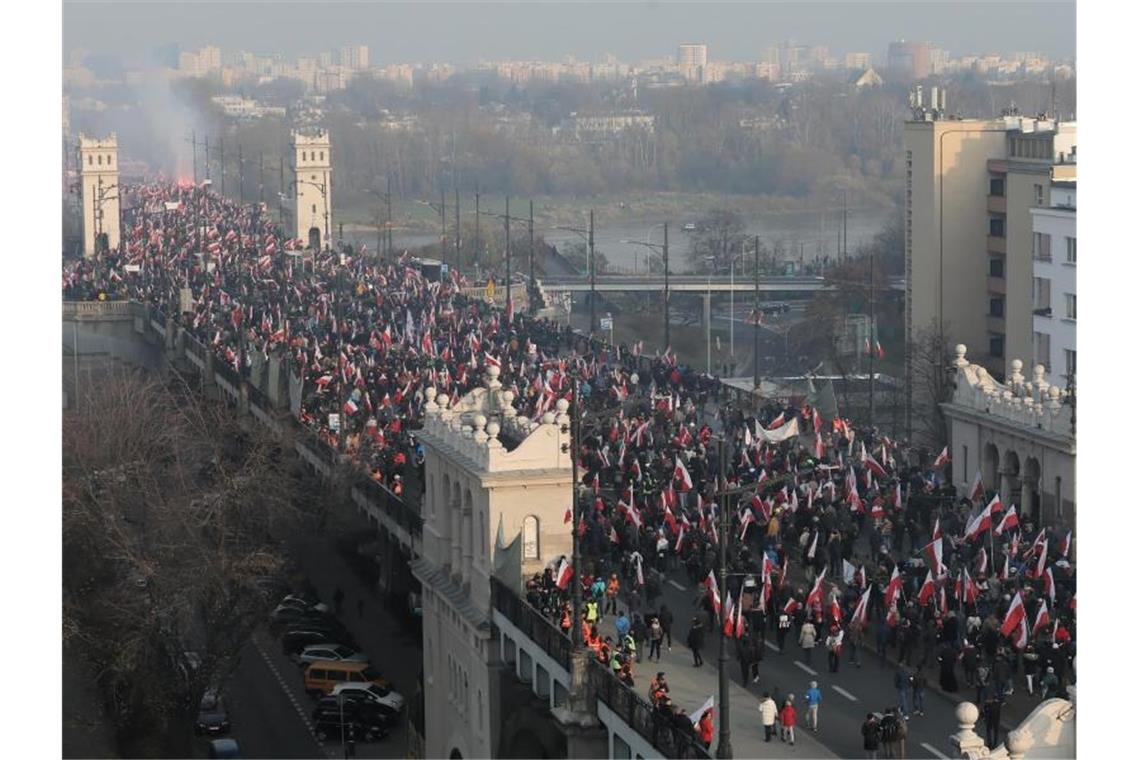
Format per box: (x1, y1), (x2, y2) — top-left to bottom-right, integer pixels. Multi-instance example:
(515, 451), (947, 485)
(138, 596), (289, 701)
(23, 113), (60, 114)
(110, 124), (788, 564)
(674, 457), (693, 492)
(865, 456), (888, 479)
(735, 592), (746, 638)
(968, 469), (986, 502)
(780, 557), (789, 589)
(917, 570), (936, 606)
(636, 556), (645, 587)
(1000, 591), (1027, 637)
(1013, 615), (1029, 651)
(939, 586), (950, 617)
(1032, 600), (1051, 637)
(993, 504), (1019, 536)
(1059, 531), (1072, 559)
(1043, 567), (1055, 603)
(722, 592), (736, 636)
(674, 525), (686, 553)
(708, 580), (721, 617)
(955, 567), (979, 605)
(883, 566), (903, 610)
(1028, 539), (1049, 579)
(805, 570), (827, 608)
(829, 598), (843, 624)
(783, 597), (800, 616)
(555, 558), (573, 590)
(851, 586), (872, 628)
(963, 505), (992, 542)
(343, 399), (358, 416)
(975, 548), (989, 576)
(892, 482), (904, 509)
(806, 531), (819, 560)
(998, 554), (1011, 581)
(870, 499), (886, 520)
(766, 412), (786, 431)
(932, 446), (950, 469)
(739, 509), (755, 541)
(812, 407), (823, 434)
(814, 433), (825, 459)
(932, 517), (942, 542)
(985, 493), (1004, 517)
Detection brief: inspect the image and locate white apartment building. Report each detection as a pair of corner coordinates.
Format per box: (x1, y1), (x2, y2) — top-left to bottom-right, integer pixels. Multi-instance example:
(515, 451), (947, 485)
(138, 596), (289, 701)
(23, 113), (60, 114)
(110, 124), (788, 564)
(1032, 182), (1077, 387)
(677, 43), (707, 83)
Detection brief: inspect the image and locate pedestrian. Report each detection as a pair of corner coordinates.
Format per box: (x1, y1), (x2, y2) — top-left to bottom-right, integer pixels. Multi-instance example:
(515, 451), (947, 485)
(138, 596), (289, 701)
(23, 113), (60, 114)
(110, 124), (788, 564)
(686, 616), (705, 667)
(1040, 666), (1060, 699)
(804, 680), (822, 732)
(1023, 644), (1040, 696)
(826, 624), (844, 673)
(605, 573), (621, 616)
(779, 696), (797, 746)
(777, 610), (792, 652)
(659, 604), (674, 650)
(983, 695), (1003, 749)
(912, 667), (927, 717)
(758, 692), (778, 742)
(878, 707), (907, 759)
(697, 709), (714, 749)
(648, 615), (664, 661)
(848, 619), (865, 668)
(894, 666), (912, 719)
(861, 712), (881, 759)
(631, 613), (647, 662)
(798, 618), (818, 666)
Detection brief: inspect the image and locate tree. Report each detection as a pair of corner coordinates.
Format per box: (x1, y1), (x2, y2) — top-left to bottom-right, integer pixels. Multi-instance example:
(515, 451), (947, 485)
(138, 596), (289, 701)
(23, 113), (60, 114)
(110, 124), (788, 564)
(63, 368), (311, 757)
(687, 208), (747, 273)
(907, 320), (955, 446)
(560, 240), (610, 276)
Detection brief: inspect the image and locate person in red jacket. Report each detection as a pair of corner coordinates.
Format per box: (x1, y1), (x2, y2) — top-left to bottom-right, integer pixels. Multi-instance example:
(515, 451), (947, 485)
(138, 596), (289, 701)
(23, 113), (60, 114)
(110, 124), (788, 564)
(697, 710), (714, 748)
(780, 696), (797, 746)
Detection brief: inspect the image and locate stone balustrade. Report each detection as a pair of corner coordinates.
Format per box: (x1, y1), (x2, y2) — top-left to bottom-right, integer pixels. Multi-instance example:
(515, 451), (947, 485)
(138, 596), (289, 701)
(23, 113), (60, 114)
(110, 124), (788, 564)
(948, 345), (1074, 438)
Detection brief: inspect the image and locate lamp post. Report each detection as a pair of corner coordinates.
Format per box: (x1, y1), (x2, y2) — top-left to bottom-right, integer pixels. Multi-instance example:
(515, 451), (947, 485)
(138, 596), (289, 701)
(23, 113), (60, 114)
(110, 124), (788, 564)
(623, 222), (670, 349)
(93, 178), (119, 255)
(552, 210), (597, 333)
(367, 177), (394, 261)
(753, 235), (761, 391)
(475, 199), (535, 316)
(415, 196), (449, 268)
(288, 178), (330, 251)
(569, 376), (583, 648)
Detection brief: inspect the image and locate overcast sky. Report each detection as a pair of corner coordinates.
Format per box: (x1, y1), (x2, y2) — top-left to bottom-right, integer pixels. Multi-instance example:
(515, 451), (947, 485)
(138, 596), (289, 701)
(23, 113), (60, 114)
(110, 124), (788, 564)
(63, 1), (1076, 65)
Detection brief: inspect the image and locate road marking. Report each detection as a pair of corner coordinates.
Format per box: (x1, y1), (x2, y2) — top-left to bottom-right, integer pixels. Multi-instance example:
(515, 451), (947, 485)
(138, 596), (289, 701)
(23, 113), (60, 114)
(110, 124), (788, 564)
(831, 685), (857, 702)
(252, 632), (335, 757)
(922, 742), (951, 759)
(794, 661), (818, 676)
(765, 640), (780, 653)
(668, 580), (687, 591)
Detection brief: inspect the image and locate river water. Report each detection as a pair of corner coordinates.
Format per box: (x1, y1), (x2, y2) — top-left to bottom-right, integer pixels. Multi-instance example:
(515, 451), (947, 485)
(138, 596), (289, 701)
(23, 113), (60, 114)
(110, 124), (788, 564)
(379, 205), (895, 273)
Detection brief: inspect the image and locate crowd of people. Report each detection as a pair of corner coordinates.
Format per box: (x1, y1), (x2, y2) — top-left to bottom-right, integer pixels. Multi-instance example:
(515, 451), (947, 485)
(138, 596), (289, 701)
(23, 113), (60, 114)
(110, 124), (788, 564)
(64, 179), (1077, 754)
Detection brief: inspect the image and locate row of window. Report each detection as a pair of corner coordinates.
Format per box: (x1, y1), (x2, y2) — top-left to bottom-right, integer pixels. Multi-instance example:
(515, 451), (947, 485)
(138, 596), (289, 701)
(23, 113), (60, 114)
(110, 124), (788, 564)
(1033, 278), (1076, 320)
(87, 153), (113, 166)
(1033, 233), (1076, 263)
(1032, 333), (1077, 378)
(300, 150), (326, 162)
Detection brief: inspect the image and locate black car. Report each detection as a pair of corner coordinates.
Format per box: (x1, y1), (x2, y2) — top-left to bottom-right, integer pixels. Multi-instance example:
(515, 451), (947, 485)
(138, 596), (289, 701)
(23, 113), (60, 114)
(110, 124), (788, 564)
(195, 690), (231, 735)
(269, 606), (333, 634)
(313, 696), (395, 728)
(283, 619), (358, 646)
(311, 706), (389, 743)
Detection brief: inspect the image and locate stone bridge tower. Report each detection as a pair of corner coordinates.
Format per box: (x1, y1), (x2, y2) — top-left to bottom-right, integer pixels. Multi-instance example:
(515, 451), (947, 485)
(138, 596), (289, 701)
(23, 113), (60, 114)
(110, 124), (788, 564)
(412, 365), (574, 760)
(289, 129), (332, 250)
(79, 134), (120, 257)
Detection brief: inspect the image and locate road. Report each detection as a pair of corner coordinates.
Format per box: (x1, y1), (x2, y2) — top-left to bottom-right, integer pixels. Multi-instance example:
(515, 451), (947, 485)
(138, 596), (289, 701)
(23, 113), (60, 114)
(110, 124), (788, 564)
(594, 566), (961, 759)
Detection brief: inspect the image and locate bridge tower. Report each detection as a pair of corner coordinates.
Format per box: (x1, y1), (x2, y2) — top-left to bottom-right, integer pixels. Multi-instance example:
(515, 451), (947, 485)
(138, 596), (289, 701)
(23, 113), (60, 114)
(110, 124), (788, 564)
(79, 134), (120, 257)
(288, 128), (332, 250)
(411, 365), (575, 759)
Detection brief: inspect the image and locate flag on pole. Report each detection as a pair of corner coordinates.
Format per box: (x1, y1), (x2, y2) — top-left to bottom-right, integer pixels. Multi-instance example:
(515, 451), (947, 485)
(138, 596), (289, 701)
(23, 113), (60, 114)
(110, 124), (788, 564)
(975, 548), (988, 576)
(674, 456), (694, 492)
(932, 517), (942, 542)
(933, 446), (950, 469)
(1043, 567), (1055, 603)
(917, 570), (936, 606)
(1032, 599), (1051, 637)
(636, 555), (645, 587)
(1059, 531), (1071, 559)
(555, 558), (573, 590)
(968, 469), (985, 502)
(922, 538), (945, 577)
(851, 586), (872, 628)
(1000, 591), (1027, 637)
(688, 695), (715, 726)
(993, 504), (1019, 536)
(883, 566), (903, 610)
(805, 570), (826, 608)
(963, 505), (992, 542)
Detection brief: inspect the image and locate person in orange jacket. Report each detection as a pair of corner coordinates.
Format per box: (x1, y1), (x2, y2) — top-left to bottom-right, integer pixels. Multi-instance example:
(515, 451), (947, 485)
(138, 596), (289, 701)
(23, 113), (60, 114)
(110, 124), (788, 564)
(605, 573), (621, 616)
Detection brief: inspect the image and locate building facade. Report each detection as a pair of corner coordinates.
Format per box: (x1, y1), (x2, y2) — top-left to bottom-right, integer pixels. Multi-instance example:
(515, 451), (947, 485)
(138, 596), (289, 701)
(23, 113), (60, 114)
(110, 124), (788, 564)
(412, 367), (574, 759)
(289, 129), (332, 249)
(79, 134), (120, 257)
(677, 43), (707, 83)
(941, 345), (1075, 528)
(888, 40), (933, 80)
(1031, 182), (1077, 387)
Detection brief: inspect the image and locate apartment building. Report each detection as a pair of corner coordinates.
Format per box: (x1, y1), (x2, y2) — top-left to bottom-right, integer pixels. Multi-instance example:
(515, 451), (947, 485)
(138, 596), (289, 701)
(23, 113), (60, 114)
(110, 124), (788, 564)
(677, 43), (707, 83)
(903, 107), (1076, 438)
(1031, 182), (1077, 387)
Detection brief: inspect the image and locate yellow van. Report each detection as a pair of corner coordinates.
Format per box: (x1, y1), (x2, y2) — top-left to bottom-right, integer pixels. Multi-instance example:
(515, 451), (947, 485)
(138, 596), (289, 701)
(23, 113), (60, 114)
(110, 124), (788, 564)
(304, 660), (390, 698)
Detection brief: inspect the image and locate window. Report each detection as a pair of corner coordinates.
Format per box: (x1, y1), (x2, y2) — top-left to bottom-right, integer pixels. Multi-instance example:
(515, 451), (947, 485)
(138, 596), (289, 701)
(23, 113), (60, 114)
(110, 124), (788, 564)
(989, 177), (1005, 197)
(97, 154), (102, 165)
(1034, 183), (1044, 205)
(88, 155), (93, 165)
(312, 204), (317, 214)
(1065, 236), (1076, 263)
(989, 297), (1004, 318)
(1064, 293), (1076, 320)
(1034, 332), (1051, 371)
(302, 151), (307, 161)
(988, 256), (1005, 278)
(989, 333), (1005, 359)
(1033, 232), (1052, 261)
(522, 516), (539, 559)
(1033, 277), (1052, 313)
(107, 155), (112, 165)
(320, 150), (325, 161)
(1064, 349), (1076, 378)
(989, 217), (1005, 237)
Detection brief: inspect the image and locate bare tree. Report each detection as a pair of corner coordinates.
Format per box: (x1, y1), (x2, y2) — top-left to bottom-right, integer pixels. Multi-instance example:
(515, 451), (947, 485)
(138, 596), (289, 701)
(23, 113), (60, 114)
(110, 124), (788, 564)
(63, 368), (309, 757)
(907, 320), (955, 446)
(687, 208), (747, 273)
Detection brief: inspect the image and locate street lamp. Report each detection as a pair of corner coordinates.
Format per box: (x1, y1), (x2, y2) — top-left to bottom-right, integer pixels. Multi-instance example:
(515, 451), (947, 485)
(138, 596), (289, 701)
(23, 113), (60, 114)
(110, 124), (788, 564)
(367, 176), (394, 261)
(475, 198), (534, 317)
(416, 194), (449, 267)
(552, 210), (596, 333)
(93, 178), (119, 255)
(623, 222), (670, 349)
(288, 178), (330, 251)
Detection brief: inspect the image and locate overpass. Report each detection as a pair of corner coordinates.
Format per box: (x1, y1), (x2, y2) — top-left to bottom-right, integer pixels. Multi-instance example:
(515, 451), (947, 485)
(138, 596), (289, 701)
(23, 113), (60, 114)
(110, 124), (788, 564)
(539, 273), (905, 293)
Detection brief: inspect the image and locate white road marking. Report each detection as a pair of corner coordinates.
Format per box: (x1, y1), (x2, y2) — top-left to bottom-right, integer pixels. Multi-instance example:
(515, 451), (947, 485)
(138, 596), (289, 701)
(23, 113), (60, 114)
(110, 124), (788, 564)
(922, 741), (951, 759)
(794, 661), (818, 676)
(253, 633), (335, 757)
(831, 685), (858, 702)
(765, 640), (780, 652)
(668, 579), (687, 591)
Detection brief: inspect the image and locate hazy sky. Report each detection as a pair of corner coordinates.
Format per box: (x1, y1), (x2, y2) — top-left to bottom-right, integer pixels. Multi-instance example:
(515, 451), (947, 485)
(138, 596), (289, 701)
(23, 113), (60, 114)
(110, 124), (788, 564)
(63, 1), (1076, 65)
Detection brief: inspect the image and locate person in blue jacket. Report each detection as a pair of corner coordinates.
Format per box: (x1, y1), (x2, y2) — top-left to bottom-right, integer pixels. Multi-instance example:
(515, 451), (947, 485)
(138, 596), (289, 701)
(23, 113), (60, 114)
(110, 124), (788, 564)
(804, 680), (823, 732)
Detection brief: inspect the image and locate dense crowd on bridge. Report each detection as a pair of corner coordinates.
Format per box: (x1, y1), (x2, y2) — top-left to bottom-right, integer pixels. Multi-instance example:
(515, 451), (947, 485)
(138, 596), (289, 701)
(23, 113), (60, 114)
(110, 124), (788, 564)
(64, 179), (1076, 751)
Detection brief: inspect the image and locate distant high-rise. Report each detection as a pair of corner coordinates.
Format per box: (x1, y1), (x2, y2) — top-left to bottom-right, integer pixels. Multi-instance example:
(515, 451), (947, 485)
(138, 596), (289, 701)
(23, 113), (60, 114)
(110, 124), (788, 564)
(199, 45), (222, 74)
(677, 42), (707, 83)
(845, 52), (872, 70)
(340, 44), (369, 71)
(887, 40), (932, 81)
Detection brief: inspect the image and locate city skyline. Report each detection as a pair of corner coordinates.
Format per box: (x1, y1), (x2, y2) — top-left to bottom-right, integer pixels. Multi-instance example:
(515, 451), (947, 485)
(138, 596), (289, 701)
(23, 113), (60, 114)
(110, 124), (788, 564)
(63, 1), (1076, 66)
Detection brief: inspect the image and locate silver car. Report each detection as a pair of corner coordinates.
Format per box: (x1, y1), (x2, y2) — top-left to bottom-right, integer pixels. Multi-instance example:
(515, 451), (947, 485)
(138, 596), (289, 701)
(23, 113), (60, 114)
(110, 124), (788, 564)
(294, 643), (369, 666)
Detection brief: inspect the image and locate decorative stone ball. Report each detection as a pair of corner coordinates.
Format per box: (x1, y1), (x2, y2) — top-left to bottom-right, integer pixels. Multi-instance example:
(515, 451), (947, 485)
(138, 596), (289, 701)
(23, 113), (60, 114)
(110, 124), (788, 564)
(425, 387), (437, 401)
(501, 390), (515, 407)
(556, 398), (570, 413)
(955, 344), (967, 360)
(488, 365), (501, 379)
(473, 414), (487, 430)
(437, 394), (449, 407)
(955, 701), (979, 729)
(1011, 359), (1023, 373)
(486, 421), (501, 438)
(541, 412), (556, 425)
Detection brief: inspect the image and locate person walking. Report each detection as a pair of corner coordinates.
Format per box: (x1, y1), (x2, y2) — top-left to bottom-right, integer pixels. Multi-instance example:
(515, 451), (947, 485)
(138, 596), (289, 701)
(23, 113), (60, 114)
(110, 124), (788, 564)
(894, 666), (912, 719)
(779, 696), (797, 746)
(982, 695), (1003, 750)
(659, 604), (675, 651)
(1023, 644), (1040, 696)
(861, 712), (881, 759)
(686, 616), (705, 667)
(848, 619), (865, 668)
(878, 707), (907, 758)
(648, 615), (664, 661)
(826, 624), (844, 673)
(911, 667), (928, 717)
(804, 680), (823, 732)
(777, 610), (792, 652)
(799, 618), (818, 666)
(605, 573), (621, 616)
(758, 692), (778, 742)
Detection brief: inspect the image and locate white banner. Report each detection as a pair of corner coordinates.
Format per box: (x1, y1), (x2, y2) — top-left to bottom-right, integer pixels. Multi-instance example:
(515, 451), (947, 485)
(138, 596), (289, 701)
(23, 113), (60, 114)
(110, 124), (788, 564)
(755, 416), (800, 443)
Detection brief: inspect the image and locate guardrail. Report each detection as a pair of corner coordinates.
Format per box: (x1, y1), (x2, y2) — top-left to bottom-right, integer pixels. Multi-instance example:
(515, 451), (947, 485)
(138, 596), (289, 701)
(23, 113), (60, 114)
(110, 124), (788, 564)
(61, 300), (135, 318)
(489, 576), (572, 672)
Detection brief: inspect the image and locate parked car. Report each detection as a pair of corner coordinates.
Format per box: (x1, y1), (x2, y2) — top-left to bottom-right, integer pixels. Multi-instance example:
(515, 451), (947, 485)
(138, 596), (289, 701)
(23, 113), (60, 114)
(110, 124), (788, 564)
(304, 661), (391, 697)
(312, 698), (391, 741)
(281, 629), (340, 657)
(278, 594), (329, 613)
(331, 682), (406, 717)
(294, 643), (369, 666)
(269, 605), (331, 633)
(311, 712), (388, 743)
(283, 617), (357, 643)
(207, 738), (242, 758)
(195, 689), (231, 735)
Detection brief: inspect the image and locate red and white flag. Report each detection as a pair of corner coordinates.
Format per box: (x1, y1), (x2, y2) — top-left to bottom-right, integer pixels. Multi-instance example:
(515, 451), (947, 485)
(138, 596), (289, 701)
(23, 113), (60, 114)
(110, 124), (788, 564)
(722, 591), (736, 636)
(555, 557), (573, 590)
(674, 456), (693, 492)
(1029, 539), (1049, 579)
(933, 446), (949, 469)
(1059, 531), (1072, 559)
(1043, 566), (1055, 603)
(984, 493), (1003, 517)
(955, 567), (978, 605)
(1032, 599), (1051, 637)
(922, 538), (945, 577)
(865, 456), (888, 479)
(963, 505), (992, 542)
(993, 504), (1019, 536)
(636, 555), (645, 587)
(998, 553), (1011, 581)
(883, 566), (903, 610)
(851, 586), (872, 628)
(735, 591), (746, 638)
(968, 469), (986, 502)
(783, 597), (800, 616)
(917, 570), (936, 606)
(1000, 591), (1027, 637)
(932, 517), (942, 542)
(814, 433), (825, 459)
(805, 570), (827, 608)
(1013, 614), (1029, 651)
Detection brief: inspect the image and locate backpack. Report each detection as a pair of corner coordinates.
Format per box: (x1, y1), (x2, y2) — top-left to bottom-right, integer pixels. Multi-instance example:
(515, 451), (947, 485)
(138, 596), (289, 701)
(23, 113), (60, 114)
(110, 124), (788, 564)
(879, 715), (900, 743)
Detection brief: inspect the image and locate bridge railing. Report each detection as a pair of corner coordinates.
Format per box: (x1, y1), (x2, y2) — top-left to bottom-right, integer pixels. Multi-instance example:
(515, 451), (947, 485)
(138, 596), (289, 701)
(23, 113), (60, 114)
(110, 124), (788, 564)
(355, 474), (424, 535)
(489, 576), (572, 672)
(62, 300), (135, 319)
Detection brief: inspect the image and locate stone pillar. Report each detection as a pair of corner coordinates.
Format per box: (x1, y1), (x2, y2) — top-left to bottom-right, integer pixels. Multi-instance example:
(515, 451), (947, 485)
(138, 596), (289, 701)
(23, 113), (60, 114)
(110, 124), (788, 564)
(1000, 468), (1016, 508)
(550, 649), (608, 759)
(450, 494), (463, 578)
(1020, 478), (1035, 523)
(949, 702), (990, 759)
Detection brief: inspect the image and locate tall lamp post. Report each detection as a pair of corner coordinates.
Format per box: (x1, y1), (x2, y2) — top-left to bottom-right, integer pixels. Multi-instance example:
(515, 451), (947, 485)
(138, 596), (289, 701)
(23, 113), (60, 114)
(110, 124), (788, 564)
(93, 178), (119, 255)
(367, 176), (394, 261)
(623, 222), (670, 349)
(415, 195), (449, 268)
(475, 198), (534, 316)
(288, 178), (330, 251)
(552, 210), (597, 333)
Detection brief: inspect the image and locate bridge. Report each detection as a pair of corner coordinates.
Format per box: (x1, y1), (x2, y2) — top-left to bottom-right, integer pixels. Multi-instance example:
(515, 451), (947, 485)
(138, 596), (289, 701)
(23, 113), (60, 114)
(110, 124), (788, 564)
(539, 273), (906, 293)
